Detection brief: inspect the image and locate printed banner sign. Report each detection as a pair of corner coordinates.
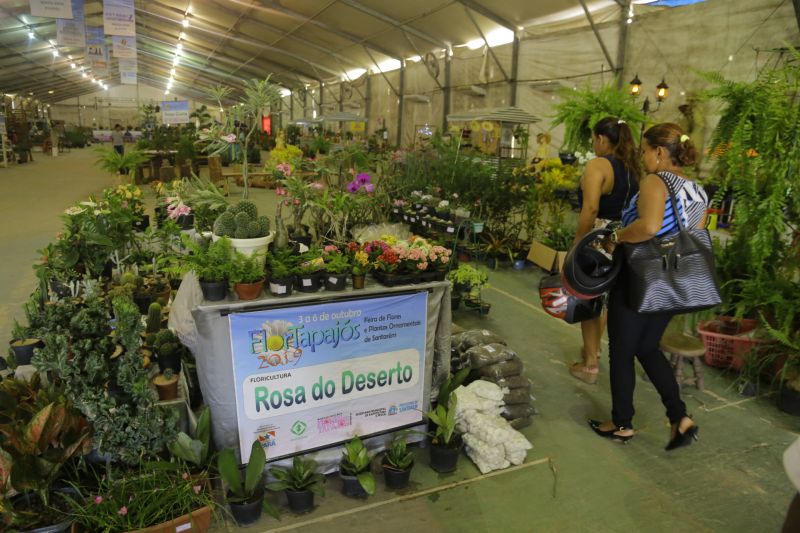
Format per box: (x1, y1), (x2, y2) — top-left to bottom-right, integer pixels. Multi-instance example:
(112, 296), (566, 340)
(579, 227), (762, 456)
(85, 26), (105, 58)
(120, 70), (137, 85)
(118, 58), (137, 71)
(0, 116), (7, 136)
(161, 100), (190, 124)
(112, 35), (136, 59)
(56, 0), (85, 47)
(103, 0), (135, 36)
(229, 292), (428, 462)
(30, 0), (73, 18)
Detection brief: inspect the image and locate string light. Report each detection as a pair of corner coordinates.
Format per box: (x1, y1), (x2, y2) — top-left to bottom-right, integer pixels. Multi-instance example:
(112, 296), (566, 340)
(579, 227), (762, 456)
(28, 30), (35, 39)
(52, 49), (59, 57)
(182, 18), (189, 28)
(70, 62), (76, 69)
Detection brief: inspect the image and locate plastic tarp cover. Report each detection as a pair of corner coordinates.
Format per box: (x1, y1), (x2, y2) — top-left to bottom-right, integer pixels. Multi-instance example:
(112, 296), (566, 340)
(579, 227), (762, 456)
(169, 276), (452, 472)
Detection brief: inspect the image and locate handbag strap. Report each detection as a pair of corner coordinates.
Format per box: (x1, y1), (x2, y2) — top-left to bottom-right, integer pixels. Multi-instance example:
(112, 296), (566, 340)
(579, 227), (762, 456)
(655, 172), (686, 232)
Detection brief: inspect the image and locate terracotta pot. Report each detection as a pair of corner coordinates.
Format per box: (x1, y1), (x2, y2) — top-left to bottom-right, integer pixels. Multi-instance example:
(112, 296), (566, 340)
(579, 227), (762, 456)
(154, 375), (179, 401)
(234, 279), (265, 300)
(127, 506), (212, 533)
(352, 274), (366, 289)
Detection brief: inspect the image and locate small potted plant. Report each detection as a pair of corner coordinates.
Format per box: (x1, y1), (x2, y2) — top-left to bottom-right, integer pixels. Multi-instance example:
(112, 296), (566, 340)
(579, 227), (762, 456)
(424, 245), (452, 282)
(218, 441), (268, 527)
(231, 251), (265, 300)
(152, 328), (184, 374)
(8, 321), (43, 366)
(427, 396), (462, 473)
(382, 435), (415, 490)
(266, 250), (296, 297)
(448, 264), (489, 303)
(212, 200), (273, 261)
(436, 199), (451, 220)
(179, 234), (233, 301)
(339, 436), (375, 498)
(267, 456), (326, 514)
(295, 251), (324, 293)
(323, 252), (351, 291)
(350, 246), (371, 289)
(153, 368), (179, 401)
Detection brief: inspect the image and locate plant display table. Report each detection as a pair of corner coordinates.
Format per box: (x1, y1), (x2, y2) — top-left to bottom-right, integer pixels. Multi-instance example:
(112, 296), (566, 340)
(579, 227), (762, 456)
(169, 276), (451, 470)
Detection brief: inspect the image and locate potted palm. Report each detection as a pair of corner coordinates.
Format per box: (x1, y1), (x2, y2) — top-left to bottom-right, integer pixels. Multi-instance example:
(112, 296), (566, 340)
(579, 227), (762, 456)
(338, 436), (376, 498)
(231, 251), (265, 300)
(179, 234), (233, 301)
(323, 252), (350, 291)
(427, 396), (462, 473)
(267, 456), (325, 514)
(382, 435), (415, 489)
(218, 441), (268, 527)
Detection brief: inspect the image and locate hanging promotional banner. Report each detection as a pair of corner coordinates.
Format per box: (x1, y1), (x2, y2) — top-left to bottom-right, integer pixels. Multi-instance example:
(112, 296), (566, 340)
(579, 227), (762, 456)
(103, 0), (135, 36)
(112, 35), (136, 59)
(30, 0), (73, 18)
(228, 292), (428, 462)
(161, 100), (190, 124)
(56, 0), (85, 47)
(120, 70), (137, 85)
(85, 26), (104, 58)
(118, 58), (137, 72)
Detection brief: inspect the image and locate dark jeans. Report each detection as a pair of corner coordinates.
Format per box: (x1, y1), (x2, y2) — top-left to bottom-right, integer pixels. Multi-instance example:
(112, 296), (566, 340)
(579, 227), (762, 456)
(607, 273), (686, 428)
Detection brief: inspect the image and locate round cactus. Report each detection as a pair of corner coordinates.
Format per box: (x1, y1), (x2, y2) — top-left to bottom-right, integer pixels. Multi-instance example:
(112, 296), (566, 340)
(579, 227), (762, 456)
(214, 211), (236, 236)
(236, 200), (258, 220)
(247, 220), (262, 238)
(258, 215), (270, 235)
(234, 226), (250, 239)
(234, 211), (250, 228)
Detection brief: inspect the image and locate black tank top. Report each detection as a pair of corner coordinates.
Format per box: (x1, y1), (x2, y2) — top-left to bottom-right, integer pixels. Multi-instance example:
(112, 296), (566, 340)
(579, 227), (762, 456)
(576, 155), (638, 221)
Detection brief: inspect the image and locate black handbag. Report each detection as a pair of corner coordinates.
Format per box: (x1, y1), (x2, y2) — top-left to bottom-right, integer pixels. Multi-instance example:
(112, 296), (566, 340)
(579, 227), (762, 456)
(622, 174), (722, 314)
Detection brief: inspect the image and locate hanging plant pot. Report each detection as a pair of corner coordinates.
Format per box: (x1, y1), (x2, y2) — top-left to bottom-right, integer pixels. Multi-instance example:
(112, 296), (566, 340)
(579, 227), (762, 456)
(9, 338), (43, 366)
(351, 274), (366, 289)
(285, 489), (315, 514)
(324, 273), (348, 291)
(234, 279), (265, 300)
(429, 438), (462, 473)
(471, 221), (485, 234)
(382, 460), (413, 490)
(340, 472), (368, 498)
(228, 489), (265, 527)
(296, 272), (321, 293)
(269, 277), (293, 297)
(199, 279), (228, 301)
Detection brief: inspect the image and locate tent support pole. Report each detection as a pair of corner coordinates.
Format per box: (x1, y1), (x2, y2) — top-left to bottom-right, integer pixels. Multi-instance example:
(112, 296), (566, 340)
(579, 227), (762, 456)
(510, 34), (520, 106)
(397, 62), (405, 147)
(443, 50), (451, 133)
(578, 0), (616, 71)
(793, 0), (800, 32)
(464, 7), (509, 81)
(616, 0), (631, 89)
(290, 91), (294, 122)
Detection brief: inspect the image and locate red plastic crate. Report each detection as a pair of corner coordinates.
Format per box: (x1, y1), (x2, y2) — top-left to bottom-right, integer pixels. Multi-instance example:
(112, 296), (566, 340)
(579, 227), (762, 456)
(697, 318), (770, 371)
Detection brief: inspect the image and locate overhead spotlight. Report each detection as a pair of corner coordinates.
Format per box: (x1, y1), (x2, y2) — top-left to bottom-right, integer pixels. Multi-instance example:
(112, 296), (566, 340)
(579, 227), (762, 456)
(52, 49), (59, 57)
(176, 43), (183, 54)
(82, 72), (87, 78)
(70, 62), (76, 69)
(28, 31), (35, 39)
(103, 84), (108, 90)
(170, 68), (176, 76)
(182, 18), (189, 28)
(48, 90), (54, 94)
(67, 55), (72, 60)
(165, 90), (170, 95)
(91, 77), (96, 83)
(173, 56), (180, 66)
(186, 4), (193, 14)
(179, 31), (186, 40)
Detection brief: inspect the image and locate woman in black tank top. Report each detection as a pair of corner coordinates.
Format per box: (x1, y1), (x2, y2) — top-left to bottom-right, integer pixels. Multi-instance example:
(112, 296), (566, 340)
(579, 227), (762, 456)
(569, 117), (640, 384)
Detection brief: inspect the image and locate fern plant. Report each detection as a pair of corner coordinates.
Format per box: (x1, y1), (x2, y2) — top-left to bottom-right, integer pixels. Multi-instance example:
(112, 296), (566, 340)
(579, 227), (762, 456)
(95, 147), (149, 181)
(551, 84), (646, 152)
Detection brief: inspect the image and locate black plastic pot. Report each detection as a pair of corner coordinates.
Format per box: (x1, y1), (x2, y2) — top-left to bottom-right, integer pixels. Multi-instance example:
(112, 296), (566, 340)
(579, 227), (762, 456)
(133, 293), (154, 315)
(199, 279), (228, 301)
(296, 272), (321, 293)
(286, 489), (315, 514)
(451, 293), (462, 311)
(13, 489), (75, 533)
(382, 461), (413, 490)
(10, 339), (43, 366)
(324, 273), (348, 291)
(268, 277), (293, 297)
(778, 386), (800, 416)
(176, 213), (194, 230)
(228, 489), (264, 527)
(340, 472), (368, 498)
(134, 214), (150, 232)
(429, 440), (462, 473)
(49, 280), (71, 298)
(157, 350), (182, 374)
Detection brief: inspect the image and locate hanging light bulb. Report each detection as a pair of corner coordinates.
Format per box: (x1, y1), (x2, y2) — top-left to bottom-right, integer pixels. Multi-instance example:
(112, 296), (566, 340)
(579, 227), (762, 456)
(82, 72), (87, 78)
(629, 74), (642, 96)
(182, 18), (189, 28)
(179, 31), (186, 40)
(52, 49), (59, 57)
(28, 30), (35, 39)
(656, 78), (669, 102)
(170, 68), (176, 76)
(165, 90), (170, 95)
(173, 56), (180, 66)
(70, 62), (76, 69)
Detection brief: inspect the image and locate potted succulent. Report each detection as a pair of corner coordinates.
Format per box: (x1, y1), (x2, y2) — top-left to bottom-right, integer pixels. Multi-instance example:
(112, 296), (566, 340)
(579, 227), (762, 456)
(267, 456), (326, 514)
(294, 251), (324, 293)
(338, 436), (376, 498)
(154, 368), (179, 401)
(179, 234), (233, 301)
(218, 441), (268, 527)
(231, 251), (265, 301)
(427, 396), (462, 473)
(323, 251), (351, 291)
(152, 329), (184, 374)
(382, 435), (415, 490)
(212, 200), (273, 262)
(266, 250), (296, 297)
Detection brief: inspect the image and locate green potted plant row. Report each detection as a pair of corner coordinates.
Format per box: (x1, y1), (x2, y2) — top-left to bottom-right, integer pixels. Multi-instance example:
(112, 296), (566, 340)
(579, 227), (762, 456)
(323, 252), (351, 291)
(267, 456), (325, 514)
(266, 250), (296, 297)
(381, 435), (414, 490)
(231, 251), (266, 300)
(218, 440), (270, 527)
(179, 234), (232, 301)
(339, 436), (376, 498)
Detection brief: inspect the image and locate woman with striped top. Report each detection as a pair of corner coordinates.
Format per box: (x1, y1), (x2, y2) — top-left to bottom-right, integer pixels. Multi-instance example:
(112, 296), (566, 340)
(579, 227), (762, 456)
(589, 123), (707, 451)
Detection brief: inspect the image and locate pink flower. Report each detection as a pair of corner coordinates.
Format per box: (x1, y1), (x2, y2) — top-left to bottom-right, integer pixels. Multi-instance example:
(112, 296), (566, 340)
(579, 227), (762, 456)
(94, 495), (103, 505)
(276, 163), (292, 177)
(275, 187), (288, 196)
(283, 199), (290, 206)
(356, 172), (371, 185)
(364, 183), (375, 194)
(118, 506), (128, 516)
(393, 199), (405, 207)
(310, 182), (325, 190)
(182, 472), (189, 481)
(324, 245), (338, 253)
(222, 133), (237, 143)
(417, 261), (428, 270)
(346, 181), (360, 193)
(193, 485), (202, 495)
(293, 199), (300, 205)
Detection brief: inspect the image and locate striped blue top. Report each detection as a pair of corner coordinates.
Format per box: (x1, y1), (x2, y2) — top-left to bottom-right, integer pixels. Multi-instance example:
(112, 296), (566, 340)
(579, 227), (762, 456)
(621, 171), (709, 237)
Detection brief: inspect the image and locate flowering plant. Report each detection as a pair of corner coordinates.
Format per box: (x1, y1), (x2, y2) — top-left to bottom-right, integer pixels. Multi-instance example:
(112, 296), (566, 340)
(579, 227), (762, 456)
(64, 464), (216, 531)
(345, 172), (375, 194)
(165, 196), (192, 220)
(373, 248), (400, 272)
(428, 245), (452, 271)
(351, 249), (371, 276)
(105, 184), (144, 216)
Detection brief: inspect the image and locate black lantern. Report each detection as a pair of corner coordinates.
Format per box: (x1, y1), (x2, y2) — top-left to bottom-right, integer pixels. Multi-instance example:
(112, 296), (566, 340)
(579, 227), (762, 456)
(656, 78), (669, 102)
(629, 74), (642, 96)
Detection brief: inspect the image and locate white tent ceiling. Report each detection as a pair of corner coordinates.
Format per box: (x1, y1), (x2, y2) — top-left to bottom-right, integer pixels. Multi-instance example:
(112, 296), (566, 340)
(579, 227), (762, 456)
(0, 0), (661, 104)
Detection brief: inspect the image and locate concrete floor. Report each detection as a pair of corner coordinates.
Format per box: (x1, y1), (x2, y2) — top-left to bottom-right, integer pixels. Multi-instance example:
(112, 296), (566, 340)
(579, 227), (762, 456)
(1, 148), (797, 532)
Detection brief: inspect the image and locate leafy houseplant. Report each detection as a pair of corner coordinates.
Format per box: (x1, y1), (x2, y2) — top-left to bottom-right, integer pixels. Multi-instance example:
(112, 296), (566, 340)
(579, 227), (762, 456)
(382, 435), (415, 490)
(339, 436), (375, 497)
(179, 234), (233, 301)
(266, 250), (296, 297)
(448, 264), (489, 299)
(231, 251), (265, 300)
(323, 252), (351, 291)
(218, 440), (270, 526)
(427, 396), (462, 473)
(267, 456), (325, 514)
(168, 407), (212, 471)
(95, 147), (150, 184)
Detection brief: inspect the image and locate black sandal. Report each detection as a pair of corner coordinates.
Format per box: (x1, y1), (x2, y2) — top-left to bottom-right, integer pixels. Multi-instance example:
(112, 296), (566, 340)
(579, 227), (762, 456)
(665, 423), (699, 451)
(588, 419), (635, 443)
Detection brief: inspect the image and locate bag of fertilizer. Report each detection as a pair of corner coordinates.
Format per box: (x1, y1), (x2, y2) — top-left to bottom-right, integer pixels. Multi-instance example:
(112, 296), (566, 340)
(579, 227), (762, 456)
(471, 357), (523, 380)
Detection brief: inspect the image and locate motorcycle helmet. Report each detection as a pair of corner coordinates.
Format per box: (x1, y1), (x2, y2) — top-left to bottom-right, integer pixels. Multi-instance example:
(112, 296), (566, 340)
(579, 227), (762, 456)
(538, 274), (603, 324)
(561, 228), (622, 300)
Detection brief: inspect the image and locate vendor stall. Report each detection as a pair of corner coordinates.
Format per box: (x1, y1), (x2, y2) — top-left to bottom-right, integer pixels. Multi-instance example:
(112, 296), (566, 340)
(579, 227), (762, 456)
(170, 275), (452, 470)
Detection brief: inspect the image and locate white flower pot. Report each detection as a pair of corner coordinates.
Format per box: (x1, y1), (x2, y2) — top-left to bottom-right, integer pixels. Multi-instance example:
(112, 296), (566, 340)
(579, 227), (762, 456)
(212, 232), (274, 264)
